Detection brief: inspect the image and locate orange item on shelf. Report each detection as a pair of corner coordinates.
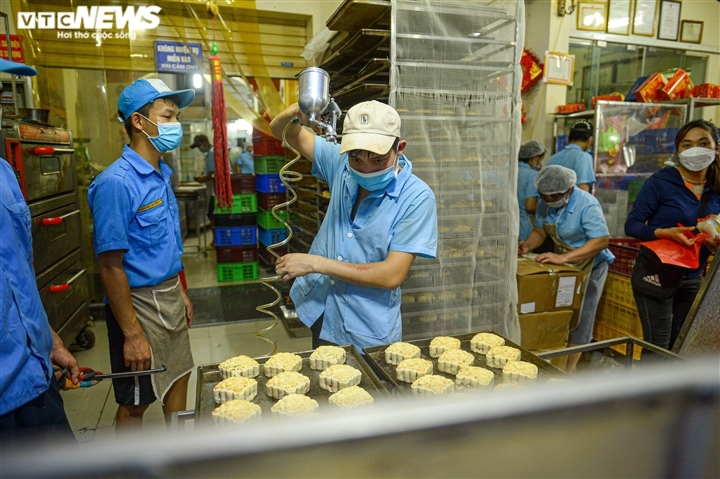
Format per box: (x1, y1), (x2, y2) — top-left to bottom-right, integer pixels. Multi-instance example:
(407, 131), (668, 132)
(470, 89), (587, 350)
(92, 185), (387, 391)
(556, 103), (586, 114)
(591, 93), (625, 108)
(658, 69), (694, 101)
(693, 83), (720, 99)
(634, 72), (668, 102)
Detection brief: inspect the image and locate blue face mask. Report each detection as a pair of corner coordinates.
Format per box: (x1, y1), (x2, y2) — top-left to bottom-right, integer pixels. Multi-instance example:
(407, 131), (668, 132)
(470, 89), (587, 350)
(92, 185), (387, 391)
(140, 114), (183, 152)
(349, 154), (399, 191)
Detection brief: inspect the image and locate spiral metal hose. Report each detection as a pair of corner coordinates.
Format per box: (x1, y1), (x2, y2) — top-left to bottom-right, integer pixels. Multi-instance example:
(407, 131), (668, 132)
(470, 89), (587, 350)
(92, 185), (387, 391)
(252, 121), (304, 354)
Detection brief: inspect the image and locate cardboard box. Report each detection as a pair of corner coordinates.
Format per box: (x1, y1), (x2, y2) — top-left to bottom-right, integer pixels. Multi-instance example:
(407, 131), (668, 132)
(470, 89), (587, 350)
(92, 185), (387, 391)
(634, 72), (667, 102)
(658, 69), (694, 101)
(519, 310), (572, 351)
(516, 258), (584, 314)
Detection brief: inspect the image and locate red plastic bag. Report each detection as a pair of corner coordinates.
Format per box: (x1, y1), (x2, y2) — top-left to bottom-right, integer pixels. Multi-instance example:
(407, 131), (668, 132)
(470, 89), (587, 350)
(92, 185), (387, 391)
(640, 228), (709, 269)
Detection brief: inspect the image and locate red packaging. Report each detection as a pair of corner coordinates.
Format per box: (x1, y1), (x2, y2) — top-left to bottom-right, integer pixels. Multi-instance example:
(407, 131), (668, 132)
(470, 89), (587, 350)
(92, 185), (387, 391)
(634, 72), (668, 102)
(658, 69), (694, 101)
(556, 103), (586, 114)
(591, 93), (625, 108)
(694, 83), (720, 99)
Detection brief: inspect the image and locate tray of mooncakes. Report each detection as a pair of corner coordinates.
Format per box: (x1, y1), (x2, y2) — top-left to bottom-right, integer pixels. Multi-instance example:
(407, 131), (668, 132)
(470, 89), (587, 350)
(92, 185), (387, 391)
(195, 344), (391, 424)
(362, 332), (565, 396)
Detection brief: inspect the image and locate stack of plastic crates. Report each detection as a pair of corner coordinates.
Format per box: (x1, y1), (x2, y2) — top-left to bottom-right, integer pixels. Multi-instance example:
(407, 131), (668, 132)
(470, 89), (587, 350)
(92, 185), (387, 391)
(255, 154), (289, 266)
(214, 174), (259, 282)
(594, 272), (643, 359)
(607, 238), (640, 277)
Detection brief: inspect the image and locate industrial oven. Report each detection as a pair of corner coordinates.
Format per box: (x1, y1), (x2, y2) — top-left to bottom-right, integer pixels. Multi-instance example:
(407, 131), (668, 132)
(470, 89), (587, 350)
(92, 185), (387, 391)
(1, 117), (93, 348)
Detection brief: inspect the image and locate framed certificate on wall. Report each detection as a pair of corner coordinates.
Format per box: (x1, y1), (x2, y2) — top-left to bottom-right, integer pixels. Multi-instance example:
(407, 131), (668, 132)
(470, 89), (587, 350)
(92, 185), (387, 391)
(632, 0), (659, 36)
(544, 52), (575, 86)
(657, 0), (681, 41)
(607, 0), (632, 35)
(680, 20), (704, 44)
(577, 1), (608, 31)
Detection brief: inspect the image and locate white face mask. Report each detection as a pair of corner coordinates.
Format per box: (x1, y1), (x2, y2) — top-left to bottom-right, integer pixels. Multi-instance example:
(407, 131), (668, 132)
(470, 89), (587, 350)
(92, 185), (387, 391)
(678, 147), (717, 172)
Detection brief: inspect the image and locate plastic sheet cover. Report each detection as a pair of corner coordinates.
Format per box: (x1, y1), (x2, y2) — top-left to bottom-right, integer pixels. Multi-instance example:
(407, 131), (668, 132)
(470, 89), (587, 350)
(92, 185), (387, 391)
(390, 0), (523, 341)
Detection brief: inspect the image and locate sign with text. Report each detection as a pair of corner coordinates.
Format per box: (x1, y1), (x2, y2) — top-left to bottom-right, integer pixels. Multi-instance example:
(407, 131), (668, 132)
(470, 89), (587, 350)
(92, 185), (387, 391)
(0, 35), (25, 63)
(155, 41), (202, 73)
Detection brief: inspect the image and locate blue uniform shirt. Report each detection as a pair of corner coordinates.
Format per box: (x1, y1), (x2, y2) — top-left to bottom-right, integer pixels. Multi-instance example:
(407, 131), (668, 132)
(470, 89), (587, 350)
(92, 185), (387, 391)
(235, 151), (254, 174)
(1, 159), (53, 415)
(290, 138), (438, 350)
(517, 162), (539, 241)
(546, 144), (596, 188)
(88, 145), (183, 289)
(535, 187), (615, 265)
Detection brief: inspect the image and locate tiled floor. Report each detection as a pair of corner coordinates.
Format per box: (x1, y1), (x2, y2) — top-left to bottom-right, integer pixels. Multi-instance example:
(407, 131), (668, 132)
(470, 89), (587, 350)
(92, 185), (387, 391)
(63, 229), (311, 442)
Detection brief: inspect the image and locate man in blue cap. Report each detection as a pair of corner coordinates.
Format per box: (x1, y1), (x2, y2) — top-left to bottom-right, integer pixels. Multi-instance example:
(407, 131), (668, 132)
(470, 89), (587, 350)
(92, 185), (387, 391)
(88, 78), (196, 429)
(1, 58), (80, 439)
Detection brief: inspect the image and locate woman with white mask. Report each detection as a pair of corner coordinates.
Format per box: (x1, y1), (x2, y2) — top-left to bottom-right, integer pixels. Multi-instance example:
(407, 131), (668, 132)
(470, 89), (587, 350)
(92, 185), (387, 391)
(519, 165), (614, 373)
(625, 119), (720, 352)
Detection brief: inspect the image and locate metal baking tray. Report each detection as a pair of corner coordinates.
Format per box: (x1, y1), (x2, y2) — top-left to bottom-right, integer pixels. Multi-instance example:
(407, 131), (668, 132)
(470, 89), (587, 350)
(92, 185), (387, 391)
(326, 0), (390, 32)
(320, 29), (389, 75)
(363, 332), (565, 395)
(194, 345), (390, 424)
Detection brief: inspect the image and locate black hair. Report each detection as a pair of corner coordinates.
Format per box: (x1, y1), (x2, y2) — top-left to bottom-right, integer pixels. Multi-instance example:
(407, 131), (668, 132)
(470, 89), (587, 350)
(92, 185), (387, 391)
(568, 130), (593, 143)
(675, 119), (720, 193)
(348, 137), (401, 158)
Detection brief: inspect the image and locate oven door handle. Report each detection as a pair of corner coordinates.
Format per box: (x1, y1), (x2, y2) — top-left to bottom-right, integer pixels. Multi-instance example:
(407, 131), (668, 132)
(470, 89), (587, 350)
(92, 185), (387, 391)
(32, 146), (75, 155)
(49, 268), (87, 294)
(42, 210), (80, 226)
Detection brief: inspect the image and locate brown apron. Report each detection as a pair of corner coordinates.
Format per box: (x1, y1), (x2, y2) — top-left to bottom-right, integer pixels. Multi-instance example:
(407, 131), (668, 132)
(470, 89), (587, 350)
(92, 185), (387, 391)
(130, 275), (194, 405)
(543, 221), (596, 330)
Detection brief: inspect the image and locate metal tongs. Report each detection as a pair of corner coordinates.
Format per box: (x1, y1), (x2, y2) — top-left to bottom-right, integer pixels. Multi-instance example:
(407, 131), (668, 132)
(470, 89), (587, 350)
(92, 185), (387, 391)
(61, 365), (167, 405)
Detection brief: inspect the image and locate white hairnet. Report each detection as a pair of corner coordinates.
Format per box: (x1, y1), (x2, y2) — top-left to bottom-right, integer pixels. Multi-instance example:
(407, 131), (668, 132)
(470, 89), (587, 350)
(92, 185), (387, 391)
(518, 140), (547, 160)
(534, 165), (577, 195)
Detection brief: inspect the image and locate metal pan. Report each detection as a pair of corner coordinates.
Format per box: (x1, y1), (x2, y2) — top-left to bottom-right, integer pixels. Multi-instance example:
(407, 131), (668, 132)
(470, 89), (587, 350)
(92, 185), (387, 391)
(194, 345), (390, 425)
(363, 332), (565, 395)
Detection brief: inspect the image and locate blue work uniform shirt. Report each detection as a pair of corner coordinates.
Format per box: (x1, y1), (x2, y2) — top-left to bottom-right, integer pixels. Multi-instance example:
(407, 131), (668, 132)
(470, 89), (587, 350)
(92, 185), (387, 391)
(546, 144), (596, 188)
(235, 151), (254, 174)
(290, 137), (438, 350)
(88, 145), (183, 289)
(0, 159), (53, 415)
(535, 186), (615, 266)
(517, 162), (539, 241)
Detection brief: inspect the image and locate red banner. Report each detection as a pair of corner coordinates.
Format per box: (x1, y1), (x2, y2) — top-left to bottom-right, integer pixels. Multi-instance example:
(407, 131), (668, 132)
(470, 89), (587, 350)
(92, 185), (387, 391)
(0, 35), (25, 63)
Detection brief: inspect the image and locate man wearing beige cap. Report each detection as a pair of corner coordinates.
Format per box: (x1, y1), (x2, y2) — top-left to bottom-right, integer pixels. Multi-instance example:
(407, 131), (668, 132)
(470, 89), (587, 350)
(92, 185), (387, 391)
(270, 100), (437, 350)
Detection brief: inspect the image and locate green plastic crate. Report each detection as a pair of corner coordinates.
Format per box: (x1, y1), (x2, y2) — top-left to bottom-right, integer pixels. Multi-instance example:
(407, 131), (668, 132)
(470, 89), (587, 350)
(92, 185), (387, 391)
(216, 262), (259, 282)
(254, 155), (286, 174)
(257, 210), (298, 229)
(214, 194), (257, 214)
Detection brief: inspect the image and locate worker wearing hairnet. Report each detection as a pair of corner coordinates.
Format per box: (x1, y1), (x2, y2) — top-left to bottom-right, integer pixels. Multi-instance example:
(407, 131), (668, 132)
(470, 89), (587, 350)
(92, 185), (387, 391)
(517, 140), (546, 241)
(546, 120), (596, 192)
(518, 165), (614, 373)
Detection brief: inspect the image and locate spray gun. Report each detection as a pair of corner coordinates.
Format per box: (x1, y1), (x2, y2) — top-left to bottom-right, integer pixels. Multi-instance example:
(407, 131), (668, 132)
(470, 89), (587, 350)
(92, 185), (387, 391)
(297, 67), (341, 143)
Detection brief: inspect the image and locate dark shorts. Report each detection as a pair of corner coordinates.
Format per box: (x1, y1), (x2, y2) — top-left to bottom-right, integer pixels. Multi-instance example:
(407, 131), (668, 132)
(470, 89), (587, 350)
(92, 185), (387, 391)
(0, 378), (75, 441)
(207, 194), (215, 220)
(106, 304), (157, 406)
(310, 314), (338, 349)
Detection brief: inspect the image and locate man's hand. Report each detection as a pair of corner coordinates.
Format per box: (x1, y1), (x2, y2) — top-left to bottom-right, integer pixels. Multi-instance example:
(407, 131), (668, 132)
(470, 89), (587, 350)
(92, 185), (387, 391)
(50, 331), (80, 385)
(534, 252), (568, 265)
(181, 287), (194, 327)
(124, 332), (152, 372)
(704, 235), (719, 253)
(518, 241), (530, 256)
(275, 253), (320, 281)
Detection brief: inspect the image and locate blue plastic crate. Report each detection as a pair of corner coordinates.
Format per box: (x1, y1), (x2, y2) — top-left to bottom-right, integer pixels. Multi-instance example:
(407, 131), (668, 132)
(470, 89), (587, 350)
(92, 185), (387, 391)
(258, 226), (289, 246)
(255, 174), (286, 193)
(215, 226), (257, 246)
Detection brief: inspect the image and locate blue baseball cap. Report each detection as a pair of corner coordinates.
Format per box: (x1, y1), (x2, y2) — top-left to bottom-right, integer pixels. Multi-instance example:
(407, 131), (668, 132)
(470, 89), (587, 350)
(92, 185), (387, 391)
(0, 58), (38, 76)
(117, 78), (195, 121)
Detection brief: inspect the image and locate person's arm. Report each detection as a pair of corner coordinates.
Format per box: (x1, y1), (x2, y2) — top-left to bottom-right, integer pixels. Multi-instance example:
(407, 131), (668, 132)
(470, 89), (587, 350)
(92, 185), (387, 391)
(535, 236), (608, 265)
(625, 176), (666, 241)
(577, 184), (590, 192)
(50, 330), (79, 384)
(269, 103), (317, 162)
(525, 196), (537, 215)
(275, 250), (417, 290)
(98, 250), (151, 371)
(233, 164), (241, 174)
(179, 287), (193, 328)
(519, 227), (547, 255)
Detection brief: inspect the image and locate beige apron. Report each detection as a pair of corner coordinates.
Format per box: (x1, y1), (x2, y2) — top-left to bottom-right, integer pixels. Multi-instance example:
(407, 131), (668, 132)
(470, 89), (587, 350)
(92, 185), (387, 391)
(130, 275), (194, 404)
(543, 219), (596, 330)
